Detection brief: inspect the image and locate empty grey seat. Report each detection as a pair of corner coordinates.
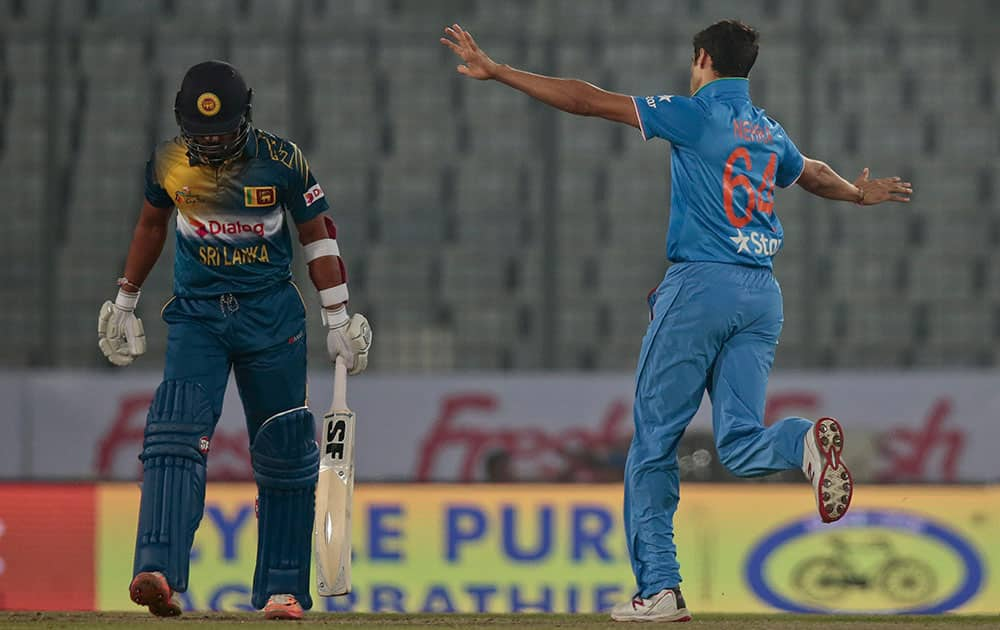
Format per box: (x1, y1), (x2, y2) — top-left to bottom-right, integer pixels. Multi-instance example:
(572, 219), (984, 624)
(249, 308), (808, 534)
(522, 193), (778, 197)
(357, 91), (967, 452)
(366, 246), (436, 315)
(234, 0), (297, 29)
(152, 27), (228, 79)
(0, 0), (53, 30)
(370, 327), (456, 371)
(453, 305), (516, 369)
(454, 161), (541, 249)
(4, 37), (46, 78)
(440, 247), (514, 305)
(164, 0), (238, 22)
(79, 33), (146, 78)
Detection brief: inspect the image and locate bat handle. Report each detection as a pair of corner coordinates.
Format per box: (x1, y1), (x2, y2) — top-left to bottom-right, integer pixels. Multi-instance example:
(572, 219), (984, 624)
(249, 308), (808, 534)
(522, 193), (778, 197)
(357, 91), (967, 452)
(333, 356), (348, 409)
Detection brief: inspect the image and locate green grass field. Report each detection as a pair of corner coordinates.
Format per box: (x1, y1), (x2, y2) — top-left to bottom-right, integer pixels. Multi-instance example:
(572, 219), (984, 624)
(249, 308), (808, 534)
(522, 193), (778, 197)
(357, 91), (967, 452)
(0, 613), (998, 629)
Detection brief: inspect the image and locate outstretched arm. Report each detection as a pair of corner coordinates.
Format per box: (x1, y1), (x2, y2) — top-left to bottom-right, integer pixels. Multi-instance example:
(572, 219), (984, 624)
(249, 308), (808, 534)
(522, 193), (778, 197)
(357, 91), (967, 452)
(441, 23), (639, 128)
(797, 157), (912, 205)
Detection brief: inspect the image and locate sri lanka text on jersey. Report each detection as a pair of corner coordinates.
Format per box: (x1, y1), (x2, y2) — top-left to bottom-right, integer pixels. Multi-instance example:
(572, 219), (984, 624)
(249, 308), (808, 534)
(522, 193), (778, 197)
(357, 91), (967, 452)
(198, 244), (271, 266)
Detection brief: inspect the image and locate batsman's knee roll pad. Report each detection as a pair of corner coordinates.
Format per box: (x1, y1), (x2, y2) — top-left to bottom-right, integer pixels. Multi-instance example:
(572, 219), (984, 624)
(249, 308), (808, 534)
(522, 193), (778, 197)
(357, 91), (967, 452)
(250, 406), (319, 610)
(250, 406), (319, 488)
(135, 380), (216, 592)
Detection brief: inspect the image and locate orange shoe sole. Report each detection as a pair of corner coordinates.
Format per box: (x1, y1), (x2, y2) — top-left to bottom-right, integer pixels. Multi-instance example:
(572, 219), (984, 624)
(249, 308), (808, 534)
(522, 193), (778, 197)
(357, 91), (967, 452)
(264, 602), (304, 620)
(129, 572), (182, 617)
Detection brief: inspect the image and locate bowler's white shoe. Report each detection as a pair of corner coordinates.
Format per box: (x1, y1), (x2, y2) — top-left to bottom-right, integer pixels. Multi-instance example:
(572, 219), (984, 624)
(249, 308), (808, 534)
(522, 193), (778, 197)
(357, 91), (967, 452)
(611, 588), (692, 622)
(802, 417), (853, 523)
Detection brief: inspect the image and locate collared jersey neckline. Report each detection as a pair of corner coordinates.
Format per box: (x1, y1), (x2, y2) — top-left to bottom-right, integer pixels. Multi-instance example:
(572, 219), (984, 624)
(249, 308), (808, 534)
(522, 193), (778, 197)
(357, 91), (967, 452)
(692, 77), (750, 100)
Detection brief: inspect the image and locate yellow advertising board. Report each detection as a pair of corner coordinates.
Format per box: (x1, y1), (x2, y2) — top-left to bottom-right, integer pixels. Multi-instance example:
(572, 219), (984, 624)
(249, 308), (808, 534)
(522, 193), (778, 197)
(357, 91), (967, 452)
(97, 484), (1000, 614)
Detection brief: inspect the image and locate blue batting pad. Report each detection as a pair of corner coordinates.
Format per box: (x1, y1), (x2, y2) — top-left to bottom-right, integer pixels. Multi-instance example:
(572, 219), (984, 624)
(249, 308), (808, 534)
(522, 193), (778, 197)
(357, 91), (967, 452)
(133, 379), (215, 592)
(250, 406), (319, 610)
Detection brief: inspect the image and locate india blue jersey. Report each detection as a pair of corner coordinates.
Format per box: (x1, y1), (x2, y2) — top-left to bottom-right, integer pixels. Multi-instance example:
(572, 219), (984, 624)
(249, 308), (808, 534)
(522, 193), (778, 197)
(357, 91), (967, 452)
(144, 129), (329, 298)
(633, 78), (804, 268)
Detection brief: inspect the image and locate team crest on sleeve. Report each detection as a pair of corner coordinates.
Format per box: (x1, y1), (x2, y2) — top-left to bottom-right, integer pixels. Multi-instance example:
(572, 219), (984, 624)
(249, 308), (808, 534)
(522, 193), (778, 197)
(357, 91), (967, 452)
(244, 186), (277, 207)
(304, 183), (325, 207)
(197, 92), (221, 116)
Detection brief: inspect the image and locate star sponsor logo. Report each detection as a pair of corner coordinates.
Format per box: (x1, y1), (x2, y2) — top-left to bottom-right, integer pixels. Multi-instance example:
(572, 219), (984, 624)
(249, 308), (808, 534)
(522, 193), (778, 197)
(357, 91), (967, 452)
(645, 94), (673, 109)
(730, 229), (751, 253)
(731, 229), (782, 256)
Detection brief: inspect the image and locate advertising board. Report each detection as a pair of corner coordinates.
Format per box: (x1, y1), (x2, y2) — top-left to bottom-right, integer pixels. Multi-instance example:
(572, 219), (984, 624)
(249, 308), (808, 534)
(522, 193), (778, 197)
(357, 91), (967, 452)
(91, 484), (999, 614)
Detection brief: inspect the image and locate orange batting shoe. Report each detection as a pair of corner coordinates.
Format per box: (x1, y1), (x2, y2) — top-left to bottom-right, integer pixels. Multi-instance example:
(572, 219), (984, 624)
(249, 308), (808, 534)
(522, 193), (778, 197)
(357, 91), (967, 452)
(129, 571), (183, 617)
(264, 594), (304, 620)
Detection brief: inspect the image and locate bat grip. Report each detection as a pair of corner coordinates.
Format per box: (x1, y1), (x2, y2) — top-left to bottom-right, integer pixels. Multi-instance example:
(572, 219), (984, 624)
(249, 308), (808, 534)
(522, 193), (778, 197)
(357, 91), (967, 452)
(333, 356), (348, 409)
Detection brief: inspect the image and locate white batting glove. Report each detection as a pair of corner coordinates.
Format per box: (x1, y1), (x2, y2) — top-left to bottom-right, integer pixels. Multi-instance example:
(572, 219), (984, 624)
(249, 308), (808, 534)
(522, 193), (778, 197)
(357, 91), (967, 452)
(98, 289), (146, 366)
(323, 306), (372, 375)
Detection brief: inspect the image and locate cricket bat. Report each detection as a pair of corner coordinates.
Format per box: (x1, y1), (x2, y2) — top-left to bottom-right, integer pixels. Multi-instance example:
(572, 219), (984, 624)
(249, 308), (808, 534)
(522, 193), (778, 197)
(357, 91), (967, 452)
(313, 356), (354, 596)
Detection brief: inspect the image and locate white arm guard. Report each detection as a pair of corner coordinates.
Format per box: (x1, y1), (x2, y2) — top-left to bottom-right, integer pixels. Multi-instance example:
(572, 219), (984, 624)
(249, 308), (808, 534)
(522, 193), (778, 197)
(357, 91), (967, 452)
(303, 238), (340, 262)
(319, 284), (349, 311)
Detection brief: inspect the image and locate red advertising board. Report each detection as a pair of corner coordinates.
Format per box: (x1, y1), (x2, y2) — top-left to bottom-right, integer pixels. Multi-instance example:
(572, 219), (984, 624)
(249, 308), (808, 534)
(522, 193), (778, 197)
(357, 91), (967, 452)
(0, 484), (96, 610)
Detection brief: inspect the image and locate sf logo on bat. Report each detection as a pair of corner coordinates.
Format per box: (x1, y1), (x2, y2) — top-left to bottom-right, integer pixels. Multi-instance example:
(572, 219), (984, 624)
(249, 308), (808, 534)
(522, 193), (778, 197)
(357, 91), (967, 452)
(325, 413), (351, 460)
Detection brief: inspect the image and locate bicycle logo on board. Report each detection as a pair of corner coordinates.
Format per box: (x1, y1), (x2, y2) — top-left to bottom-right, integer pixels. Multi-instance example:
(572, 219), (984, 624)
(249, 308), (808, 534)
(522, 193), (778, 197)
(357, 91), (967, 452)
(792, 534), (936, 604)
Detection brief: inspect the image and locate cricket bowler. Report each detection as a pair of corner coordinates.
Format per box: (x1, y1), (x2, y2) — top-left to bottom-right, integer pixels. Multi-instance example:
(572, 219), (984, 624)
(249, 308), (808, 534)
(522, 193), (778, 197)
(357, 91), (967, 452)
(442, 20), (911, 621)
(97, 60), (372, 620)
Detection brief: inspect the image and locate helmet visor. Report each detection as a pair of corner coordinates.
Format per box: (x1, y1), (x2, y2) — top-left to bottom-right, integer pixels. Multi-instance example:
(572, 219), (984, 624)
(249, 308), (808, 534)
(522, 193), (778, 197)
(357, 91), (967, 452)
(180, 118), (250, 165)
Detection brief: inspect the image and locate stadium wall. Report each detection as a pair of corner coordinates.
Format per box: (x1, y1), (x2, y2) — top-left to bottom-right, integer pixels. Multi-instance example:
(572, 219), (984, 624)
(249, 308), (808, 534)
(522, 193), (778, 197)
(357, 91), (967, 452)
(0, 370), (997, 483)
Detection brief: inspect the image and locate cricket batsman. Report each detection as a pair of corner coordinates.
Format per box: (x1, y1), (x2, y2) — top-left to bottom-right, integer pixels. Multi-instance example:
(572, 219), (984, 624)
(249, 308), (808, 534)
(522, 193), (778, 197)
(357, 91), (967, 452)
(442, 20), (911, 621)
(97, 61), (371, 620)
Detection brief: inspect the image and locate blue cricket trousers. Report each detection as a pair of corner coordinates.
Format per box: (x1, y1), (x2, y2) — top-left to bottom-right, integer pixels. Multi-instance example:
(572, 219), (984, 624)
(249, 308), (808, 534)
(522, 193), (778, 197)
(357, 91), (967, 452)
(624, 262), (812, 596)
(160, 280), (309, 441)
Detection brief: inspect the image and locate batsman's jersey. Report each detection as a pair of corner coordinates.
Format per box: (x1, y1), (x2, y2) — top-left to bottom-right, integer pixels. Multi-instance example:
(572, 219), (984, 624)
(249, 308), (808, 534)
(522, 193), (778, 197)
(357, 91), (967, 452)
(633, 78), (804, 269)
(145, 129), (329, 298)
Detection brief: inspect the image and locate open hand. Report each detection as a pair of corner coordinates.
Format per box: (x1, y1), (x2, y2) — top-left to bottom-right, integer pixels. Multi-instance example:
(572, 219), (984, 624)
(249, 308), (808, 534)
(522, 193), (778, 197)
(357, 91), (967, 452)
(854, 168), (912, 205)
(440, 23), (499, 80)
